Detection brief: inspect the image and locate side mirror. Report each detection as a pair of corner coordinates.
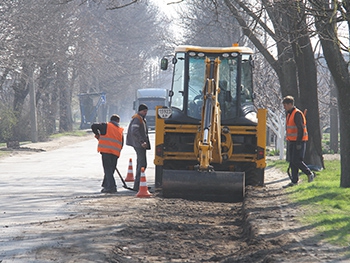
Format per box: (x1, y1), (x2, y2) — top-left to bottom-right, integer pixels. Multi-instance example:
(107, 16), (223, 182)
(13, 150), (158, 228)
(161, 58), (168, 70)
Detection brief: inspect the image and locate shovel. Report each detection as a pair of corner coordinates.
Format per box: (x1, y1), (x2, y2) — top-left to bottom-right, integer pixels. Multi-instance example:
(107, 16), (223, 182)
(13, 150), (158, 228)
(115, 167), (137, 191)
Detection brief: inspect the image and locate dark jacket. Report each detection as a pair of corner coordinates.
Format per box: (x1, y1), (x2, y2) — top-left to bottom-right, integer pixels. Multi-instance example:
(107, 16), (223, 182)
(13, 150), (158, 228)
(126, 113), (150, 149)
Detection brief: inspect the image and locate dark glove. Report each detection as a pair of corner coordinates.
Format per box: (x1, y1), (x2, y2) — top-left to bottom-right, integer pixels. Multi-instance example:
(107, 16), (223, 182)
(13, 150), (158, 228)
(95, 134), (100, 140)
(296, 143), (302, 150)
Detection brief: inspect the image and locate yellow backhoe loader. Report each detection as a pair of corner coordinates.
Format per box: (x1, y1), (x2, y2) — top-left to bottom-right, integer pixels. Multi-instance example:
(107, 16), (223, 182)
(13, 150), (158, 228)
(154, 45), (267, 202)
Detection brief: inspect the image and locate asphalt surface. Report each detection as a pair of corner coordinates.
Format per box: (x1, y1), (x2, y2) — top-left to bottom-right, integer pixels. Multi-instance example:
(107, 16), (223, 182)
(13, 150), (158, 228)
(0, 133), (156, 262)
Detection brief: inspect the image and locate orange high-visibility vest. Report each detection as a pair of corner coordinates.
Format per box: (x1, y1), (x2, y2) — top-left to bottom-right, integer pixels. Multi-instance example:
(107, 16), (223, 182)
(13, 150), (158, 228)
(97, 123), (123, 156)
(286, 108), (308, 141)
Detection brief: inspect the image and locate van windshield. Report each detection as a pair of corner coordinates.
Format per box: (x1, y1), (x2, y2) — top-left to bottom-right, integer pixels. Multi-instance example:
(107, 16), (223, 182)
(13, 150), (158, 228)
(139, 98), (166, 111)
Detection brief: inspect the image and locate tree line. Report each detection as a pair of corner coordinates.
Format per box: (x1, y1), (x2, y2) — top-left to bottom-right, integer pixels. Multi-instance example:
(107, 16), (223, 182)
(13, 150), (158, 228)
(0, 0), (170, 144)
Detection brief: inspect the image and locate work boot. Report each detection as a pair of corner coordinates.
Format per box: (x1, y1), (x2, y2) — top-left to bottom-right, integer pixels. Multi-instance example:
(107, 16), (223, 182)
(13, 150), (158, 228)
(307, 172), (314, 183)
(282, 182), (297, 188)
(101, 188), (117, 193)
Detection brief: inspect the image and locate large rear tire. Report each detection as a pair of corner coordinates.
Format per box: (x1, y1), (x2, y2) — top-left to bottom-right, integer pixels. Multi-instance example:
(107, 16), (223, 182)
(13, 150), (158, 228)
(155, 165), (163, 189)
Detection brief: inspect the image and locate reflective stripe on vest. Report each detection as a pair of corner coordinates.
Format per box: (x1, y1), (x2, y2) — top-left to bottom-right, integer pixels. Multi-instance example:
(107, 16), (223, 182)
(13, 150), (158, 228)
(286, 108), (308, 141)
(132, 113), (147, 133)
(97, 123), (123, 156)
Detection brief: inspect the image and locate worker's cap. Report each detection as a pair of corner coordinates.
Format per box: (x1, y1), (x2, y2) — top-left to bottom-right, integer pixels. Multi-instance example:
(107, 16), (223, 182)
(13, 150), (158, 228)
(110, 114), (120, 122)
(138, 104), (148, 111)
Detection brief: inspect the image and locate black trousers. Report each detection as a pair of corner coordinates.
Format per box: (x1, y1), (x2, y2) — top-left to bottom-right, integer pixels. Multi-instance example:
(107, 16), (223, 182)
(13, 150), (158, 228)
(287, 141), (312, 183)
(101, 153), (118, 191)
(133, 147), (147, 191)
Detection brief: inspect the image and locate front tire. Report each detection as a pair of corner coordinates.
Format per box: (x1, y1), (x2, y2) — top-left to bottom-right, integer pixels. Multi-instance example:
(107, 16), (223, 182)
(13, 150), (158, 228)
(155, 165), (163, 189)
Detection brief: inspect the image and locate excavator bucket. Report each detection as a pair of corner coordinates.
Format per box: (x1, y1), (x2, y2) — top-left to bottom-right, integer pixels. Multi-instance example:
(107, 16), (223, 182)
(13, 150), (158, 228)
(161, 170), (245, 203)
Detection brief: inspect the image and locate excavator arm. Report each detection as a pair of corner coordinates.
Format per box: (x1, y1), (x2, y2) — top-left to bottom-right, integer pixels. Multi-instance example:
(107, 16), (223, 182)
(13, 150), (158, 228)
(197, 57), (222, 171)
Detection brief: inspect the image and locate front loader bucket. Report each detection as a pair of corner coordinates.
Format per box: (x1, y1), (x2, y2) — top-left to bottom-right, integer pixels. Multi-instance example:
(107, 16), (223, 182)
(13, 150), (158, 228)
(162, 170), (245, 203)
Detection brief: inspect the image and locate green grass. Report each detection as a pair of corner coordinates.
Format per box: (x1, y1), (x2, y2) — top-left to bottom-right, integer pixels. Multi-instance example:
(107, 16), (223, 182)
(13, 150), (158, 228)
(49, 130), (89, 138)
(267, 159), (288, 170)
(274, 160), (350, 247)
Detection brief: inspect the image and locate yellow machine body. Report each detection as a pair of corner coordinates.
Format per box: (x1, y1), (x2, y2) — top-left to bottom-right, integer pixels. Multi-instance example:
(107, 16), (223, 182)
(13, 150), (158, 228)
(154, 45), (267, 202)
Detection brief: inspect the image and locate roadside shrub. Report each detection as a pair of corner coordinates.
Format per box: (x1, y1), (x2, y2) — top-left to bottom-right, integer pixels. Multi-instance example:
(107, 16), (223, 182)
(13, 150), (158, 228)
(0, 109), (17, 143)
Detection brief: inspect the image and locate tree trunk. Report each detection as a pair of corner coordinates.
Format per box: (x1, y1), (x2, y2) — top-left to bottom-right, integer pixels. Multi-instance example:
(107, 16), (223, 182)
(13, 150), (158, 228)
(38, 61), (58, 136)
(264, 1), (299, 101)
(57, 64), (73, 132)
(313, 2), (350, 187)
(11, 66), (30, 143)
(288, 1), (324, 169)
(329, 77), (338, 153)
(225, 0), (324, 166)
(224, 0), (298, 99)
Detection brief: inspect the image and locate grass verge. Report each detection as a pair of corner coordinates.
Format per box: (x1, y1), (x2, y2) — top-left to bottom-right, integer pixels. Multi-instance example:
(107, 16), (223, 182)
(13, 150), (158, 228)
(269, 159), (350, 247)
(0, 130), (90, 159)
(49, 130), (90, 138)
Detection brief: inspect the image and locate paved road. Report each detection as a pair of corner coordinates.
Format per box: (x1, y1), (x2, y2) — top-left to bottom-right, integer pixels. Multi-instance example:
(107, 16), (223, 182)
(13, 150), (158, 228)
(0, 132), (155, 262)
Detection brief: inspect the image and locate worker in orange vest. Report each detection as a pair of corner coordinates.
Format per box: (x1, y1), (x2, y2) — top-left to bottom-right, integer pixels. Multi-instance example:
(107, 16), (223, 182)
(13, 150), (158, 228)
(91, 114), (124, 193)
(282, 96), (314, 188)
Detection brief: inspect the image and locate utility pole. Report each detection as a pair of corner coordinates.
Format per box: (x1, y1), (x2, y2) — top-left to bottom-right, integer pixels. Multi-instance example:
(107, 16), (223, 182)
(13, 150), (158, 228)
(29, 68), (38, 143)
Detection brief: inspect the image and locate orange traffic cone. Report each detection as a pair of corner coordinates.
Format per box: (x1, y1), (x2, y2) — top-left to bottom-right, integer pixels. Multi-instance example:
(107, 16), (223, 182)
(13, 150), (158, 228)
(125, 158), (134, 182)
(136, 167), (152, 198)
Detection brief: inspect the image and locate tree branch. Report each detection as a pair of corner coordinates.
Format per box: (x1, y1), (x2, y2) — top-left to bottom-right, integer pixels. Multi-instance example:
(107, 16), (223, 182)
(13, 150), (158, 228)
(224, 0), (277, 69)
(237, 0), (277, 42)
(106, 0), (138, 10)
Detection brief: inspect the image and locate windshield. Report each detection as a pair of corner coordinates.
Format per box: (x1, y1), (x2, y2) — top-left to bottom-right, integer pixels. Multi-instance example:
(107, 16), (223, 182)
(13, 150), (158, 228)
(171, 52), (185, 111)
(170, 52), (253, 120)
(138, 98), (166, 111)
(241, 55), (253, 104)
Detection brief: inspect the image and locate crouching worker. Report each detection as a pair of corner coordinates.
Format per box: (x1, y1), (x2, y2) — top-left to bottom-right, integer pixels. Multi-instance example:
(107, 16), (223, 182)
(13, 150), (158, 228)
(91, 114), (124, 193)
(282, 96), (314, 188)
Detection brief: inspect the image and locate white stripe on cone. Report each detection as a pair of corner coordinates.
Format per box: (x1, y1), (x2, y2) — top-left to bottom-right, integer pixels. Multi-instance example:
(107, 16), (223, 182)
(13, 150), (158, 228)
(136, 167), (152, 198)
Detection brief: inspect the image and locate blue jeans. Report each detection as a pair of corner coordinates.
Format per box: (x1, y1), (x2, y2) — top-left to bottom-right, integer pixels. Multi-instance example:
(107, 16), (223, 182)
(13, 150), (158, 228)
(101, 153), (118, 191)
(287, 141), (312, 183)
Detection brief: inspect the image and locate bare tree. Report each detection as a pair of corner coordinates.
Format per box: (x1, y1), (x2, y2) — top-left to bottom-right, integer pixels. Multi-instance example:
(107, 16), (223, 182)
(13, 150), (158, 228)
(221, 0), (324, 168)
(69, 1), (172, 120)
(0, 0), (173, 143)
(175, 0), (241, 46)
(310, 0), (350, 187)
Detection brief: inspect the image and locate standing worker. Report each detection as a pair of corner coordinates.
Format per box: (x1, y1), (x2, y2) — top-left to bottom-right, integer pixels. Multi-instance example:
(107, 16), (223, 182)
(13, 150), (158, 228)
(91, 114), (124, 193)
(126, 104), (151, 191)
(282, 96), (314, 188)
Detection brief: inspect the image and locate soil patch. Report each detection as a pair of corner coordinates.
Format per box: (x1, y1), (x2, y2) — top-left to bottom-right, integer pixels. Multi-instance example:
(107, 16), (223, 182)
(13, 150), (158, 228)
(1, 135), (346, 262)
